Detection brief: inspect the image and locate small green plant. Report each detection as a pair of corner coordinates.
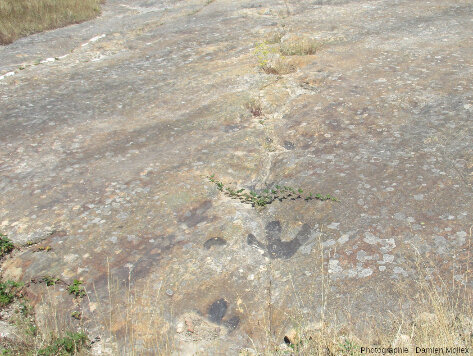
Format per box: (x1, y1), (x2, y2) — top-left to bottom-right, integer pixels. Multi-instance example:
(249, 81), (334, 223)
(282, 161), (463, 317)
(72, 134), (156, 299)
(0, 234), (14, 257)
(253, 41), (295, 75)
(339, 338), (361, 356)
(0, 348), (13, 355)
(35, 245), (52, 252)
(67, 280), (86, 298)
(37, 331), (88, 355)
(207, 175), (337, 208)
(42, 276), (59, 286)
(17, 300), (33, 317)
(0, 280), (23, 307)
(253, 41), (275, 68)
(71, 311), (82, 320)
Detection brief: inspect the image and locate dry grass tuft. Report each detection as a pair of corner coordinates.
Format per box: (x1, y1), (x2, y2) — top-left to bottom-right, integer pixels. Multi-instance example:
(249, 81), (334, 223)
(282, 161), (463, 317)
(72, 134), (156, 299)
(0, 0), (105, 45)
(279, 36), (322, 56)
(260, 57), (296, 75)
(264, 30), (285, 45)
(253, 35), (321, 75)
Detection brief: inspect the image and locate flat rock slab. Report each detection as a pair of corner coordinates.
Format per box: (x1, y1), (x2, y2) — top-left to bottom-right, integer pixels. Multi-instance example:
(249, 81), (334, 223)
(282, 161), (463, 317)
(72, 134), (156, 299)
(0, 0), (472, 354)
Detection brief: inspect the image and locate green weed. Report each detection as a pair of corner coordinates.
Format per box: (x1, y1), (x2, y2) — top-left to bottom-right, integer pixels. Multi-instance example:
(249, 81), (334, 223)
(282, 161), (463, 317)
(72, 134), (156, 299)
(71, 311), (81, 320)
(35, 245), (52, 252)
(42, 276), (59, 286)
(0, 280), (23, 307)
(37, 331), (88, 355)
(339, 338), (361, 356)
(207, 175), (337, 208)
(67, 280), (86, 298)
(0, 234), (14, 257)
(253, 41), (295, 75)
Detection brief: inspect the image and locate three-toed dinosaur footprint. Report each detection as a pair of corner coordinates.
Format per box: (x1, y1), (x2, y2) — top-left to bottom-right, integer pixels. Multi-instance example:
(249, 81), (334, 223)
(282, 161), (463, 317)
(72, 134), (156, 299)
(247, 220), (312, 259)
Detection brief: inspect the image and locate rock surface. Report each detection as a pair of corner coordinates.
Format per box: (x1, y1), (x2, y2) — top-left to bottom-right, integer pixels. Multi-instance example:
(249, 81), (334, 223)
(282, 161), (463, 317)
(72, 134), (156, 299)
(0, 0), (472, 354)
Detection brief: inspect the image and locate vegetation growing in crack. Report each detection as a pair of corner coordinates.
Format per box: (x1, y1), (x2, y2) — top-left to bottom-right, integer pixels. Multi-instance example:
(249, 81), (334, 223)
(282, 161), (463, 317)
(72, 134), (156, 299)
(71, 311), (82, 320)
(253, 42), (295, 75)
(0, 234), (14, 258)
(67, 280), (86, 298)
(207, 175), (337, 207)
(34, 245), (52, 252)
(338, 338), (362, 356)
(253, 34), (322, 75)
(41, 276), (60, 286)
(279, 37), (322, 56)
(36, 331), (89, 355)
(0, 280), (23, 307)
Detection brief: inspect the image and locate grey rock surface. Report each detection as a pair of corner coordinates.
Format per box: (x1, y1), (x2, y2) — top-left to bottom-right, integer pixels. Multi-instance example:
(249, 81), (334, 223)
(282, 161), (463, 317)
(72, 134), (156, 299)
(0, 0), (472, 354)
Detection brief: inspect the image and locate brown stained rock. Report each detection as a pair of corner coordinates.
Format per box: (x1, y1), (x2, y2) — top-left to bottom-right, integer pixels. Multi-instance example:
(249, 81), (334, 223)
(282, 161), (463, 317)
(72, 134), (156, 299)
(0, 0), (472, 354)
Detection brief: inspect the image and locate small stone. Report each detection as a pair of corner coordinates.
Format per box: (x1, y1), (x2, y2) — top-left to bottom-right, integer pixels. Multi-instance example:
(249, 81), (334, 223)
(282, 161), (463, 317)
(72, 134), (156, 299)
(166, 289), (174, 296)
(176, 322), (184, 333)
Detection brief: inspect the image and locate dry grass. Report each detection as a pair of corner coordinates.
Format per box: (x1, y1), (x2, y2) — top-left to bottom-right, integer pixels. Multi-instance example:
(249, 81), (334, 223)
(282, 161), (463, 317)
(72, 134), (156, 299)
(3, 265), (471, 355)
(2, 246), (471, 355)
(255, 279), (472, 356)
(0, 289), (91, 355)
(236, 232), (473, 355)
(87, 261), (173, 355)
(253, 35), (322, 75)
(0, 0), (105, 45)
(279, 37), (322, 56)
(244, 244), (473, 356)
(260, 57), (296, 75)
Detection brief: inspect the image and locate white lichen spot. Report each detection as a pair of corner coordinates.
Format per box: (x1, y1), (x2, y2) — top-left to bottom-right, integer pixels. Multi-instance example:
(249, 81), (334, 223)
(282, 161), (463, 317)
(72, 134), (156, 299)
(338, 234), (349, 245)
(328, 259), (342, 274)
(323, 239), (335, 247)
(358, 268), (373, 278)
(327, 222), (340, 230)
(64, 254), (79, 263)
(393, 266), (408, 276)
(363, 232), (380, 244)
